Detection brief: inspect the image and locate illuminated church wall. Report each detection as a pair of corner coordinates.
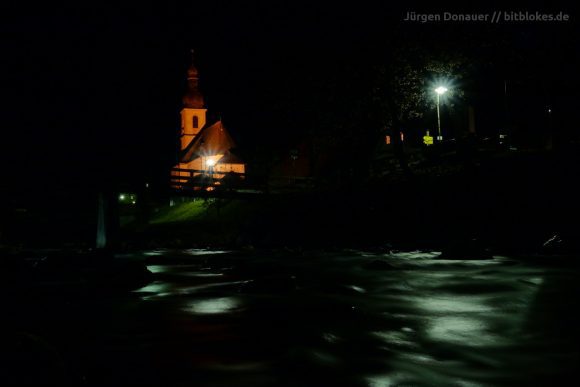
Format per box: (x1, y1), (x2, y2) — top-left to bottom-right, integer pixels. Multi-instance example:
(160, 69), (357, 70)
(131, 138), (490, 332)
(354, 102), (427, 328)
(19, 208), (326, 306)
(180, 108), (207, 149)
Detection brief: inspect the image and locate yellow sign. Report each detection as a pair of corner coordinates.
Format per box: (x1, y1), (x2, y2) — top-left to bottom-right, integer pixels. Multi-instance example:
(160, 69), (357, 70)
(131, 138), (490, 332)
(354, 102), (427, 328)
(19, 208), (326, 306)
(423, 135), (434, 145)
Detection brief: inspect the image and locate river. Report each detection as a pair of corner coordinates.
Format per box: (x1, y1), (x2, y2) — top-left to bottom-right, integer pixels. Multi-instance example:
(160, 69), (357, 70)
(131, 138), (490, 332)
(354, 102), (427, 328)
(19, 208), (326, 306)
(3, 249), (578, 386)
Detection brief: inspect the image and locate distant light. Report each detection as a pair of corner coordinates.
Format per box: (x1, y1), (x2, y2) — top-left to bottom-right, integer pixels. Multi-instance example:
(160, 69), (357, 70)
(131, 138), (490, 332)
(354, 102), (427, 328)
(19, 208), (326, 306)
(132, 200), (136, 205)
(145, 183), (149, 188)
(435, 86), (448, 95)
(119, 194), (125, 200)
(206, 159), (216, 167)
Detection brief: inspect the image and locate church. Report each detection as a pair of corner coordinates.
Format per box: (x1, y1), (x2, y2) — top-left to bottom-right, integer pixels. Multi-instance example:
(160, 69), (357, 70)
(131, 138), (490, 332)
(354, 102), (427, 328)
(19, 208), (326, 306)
(171, 52), (245, 190)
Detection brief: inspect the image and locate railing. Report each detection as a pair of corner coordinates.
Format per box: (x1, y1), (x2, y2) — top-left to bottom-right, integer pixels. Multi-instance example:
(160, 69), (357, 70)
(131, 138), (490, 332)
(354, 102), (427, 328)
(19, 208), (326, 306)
(171, 167), (319, 195)
(171, 168), (247, 190)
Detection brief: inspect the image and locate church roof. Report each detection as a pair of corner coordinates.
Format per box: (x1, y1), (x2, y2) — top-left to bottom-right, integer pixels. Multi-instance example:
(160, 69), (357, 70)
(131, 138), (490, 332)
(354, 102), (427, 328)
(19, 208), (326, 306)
(180, 120), (238, 162)
(217, 150), (245, 165)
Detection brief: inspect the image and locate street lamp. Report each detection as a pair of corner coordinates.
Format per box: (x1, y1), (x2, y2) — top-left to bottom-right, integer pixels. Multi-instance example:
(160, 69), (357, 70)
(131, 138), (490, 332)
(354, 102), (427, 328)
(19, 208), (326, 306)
(206, 158), (217, 187)
(435, 86), (448, 141)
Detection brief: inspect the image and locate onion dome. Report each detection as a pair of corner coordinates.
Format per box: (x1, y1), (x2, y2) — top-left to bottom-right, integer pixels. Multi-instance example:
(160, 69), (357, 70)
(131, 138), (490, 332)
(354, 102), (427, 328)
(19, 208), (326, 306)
(182, 49), (205, 108)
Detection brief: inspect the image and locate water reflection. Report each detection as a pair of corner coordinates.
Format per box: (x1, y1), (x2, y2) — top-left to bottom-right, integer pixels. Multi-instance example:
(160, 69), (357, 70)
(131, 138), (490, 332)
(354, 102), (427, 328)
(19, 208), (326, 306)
(143, 249), (167, 256)
(146, 264), (224, 277)
(411, 296), (494, 313)
(372, 330), (419, 349)
(184, 272), (224, 278)
(365, 373), (405, 387)
(146, 265), (167, 273)
(183, 297), (242, 315)
(426, 316), (502, 346)
(183, 248), (230, 255)
(137, 281), (172, 296)
(58, 249), (575, 386)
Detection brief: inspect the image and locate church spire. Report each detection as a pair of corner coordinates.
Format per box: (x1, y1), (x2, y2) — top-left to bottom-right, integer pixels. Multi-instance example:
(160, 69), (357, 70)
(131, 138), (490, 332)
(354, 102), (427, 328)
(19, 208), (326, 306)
(183, 49), (204, 108)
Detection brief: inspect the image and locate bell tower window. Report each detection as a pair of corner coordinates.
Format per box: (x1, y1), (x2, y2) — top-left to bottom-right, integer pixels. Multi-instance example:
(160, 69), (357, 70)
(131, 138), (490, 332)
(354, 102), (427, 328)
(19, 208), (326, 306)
(192, 116), (199, 129)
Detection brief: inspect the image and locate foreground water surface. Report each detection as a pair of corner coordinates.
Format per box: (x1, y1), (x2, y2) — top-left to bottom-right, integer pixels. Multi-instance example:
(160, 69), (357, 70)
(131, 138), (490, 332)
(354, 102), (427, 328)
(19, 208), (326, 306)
(3, 249), (579, 386)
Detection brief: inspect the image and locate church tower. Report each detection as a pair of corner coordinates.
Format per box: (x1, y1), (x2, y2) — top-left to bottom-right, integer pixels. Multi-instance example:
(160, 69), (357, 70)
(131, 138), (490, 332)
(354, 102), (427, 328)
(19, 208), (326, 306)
(180, 50), (207, 150)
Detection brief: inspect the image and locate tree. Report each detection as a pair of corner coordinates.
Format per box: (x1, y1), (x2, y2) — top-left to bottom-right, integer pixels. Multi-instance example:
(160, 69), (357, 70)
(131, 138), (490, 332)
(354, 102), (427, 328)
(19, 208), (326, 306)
(369, 29), (470, 175)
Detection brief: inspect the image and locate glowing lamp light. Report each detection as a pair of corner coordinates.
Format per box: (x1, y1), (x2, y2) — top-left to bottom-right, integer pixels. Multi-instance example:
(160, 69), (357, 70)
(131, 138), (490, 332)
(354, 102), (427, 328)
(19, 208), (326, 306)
(434, 86), (449, 141)
(206, 159), (217, 167)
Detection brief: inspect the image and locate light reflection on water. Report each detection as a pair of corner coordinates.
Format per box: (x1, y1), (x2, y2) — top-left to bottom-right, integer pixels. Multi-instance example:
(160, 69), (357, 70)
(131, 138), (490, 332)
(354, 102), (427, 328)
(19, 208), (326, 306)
(411, 295), (494, 313)
(372, 330), (419, 349)
(147, 265), (167, 273)
(389, 251), (442, 260)
(137, 281), (171, 296)
(365, 373), (405, 387)
(349, 285), (366, 293)
(175, 281), (249, 295)
(402, 258), (502, 268)
(129, 249), (573, 386)
(183, 297), (242, 315)
(146, 265), (224, 278)
(143, 249), (167, 256)
(184, 272), (224, 278)
(183, 248), (230, 255)
(427, 316), (501, 346)
(135, 278), (249, 299)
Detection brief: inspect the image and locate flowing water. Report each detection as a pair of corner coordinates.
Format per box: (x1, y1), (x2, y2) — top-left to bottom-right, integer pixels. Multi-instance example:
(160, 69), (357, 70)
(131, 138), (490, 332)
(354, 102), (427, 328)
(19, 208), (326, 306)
(3, 249), (578, 386)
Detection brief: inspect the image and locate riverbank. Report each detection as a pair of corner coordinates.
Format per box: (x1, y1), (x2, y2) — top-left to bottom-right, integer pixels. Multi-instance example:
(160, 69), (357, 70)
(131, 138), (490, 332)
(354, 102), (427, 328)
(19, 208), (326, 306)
(115, 148), (578, 254)
(2, 148), (579, 255)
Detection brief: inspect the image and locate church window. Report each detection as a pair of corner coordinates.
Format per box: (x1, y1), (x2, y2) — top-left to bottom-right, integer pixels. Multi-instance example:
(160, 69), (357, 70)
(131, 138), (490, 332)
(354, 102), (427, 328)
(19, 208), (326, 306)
(192, 116), (199, 128)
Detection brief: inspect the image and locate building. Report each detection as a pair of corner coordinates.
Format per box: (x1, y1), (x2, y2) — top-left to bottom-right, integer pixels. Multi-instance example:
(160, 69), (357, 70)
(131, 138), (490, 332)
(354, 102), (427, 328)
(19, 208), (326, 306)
(171, 52), (245, 190)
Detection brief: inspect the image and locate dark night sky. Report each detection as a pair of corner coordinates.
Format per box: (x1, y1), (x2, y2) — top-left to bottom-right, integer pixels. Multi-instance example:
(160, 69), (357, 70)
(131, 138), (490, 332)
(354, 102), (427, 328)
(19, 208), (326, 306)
(1, 2), (578, 193)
